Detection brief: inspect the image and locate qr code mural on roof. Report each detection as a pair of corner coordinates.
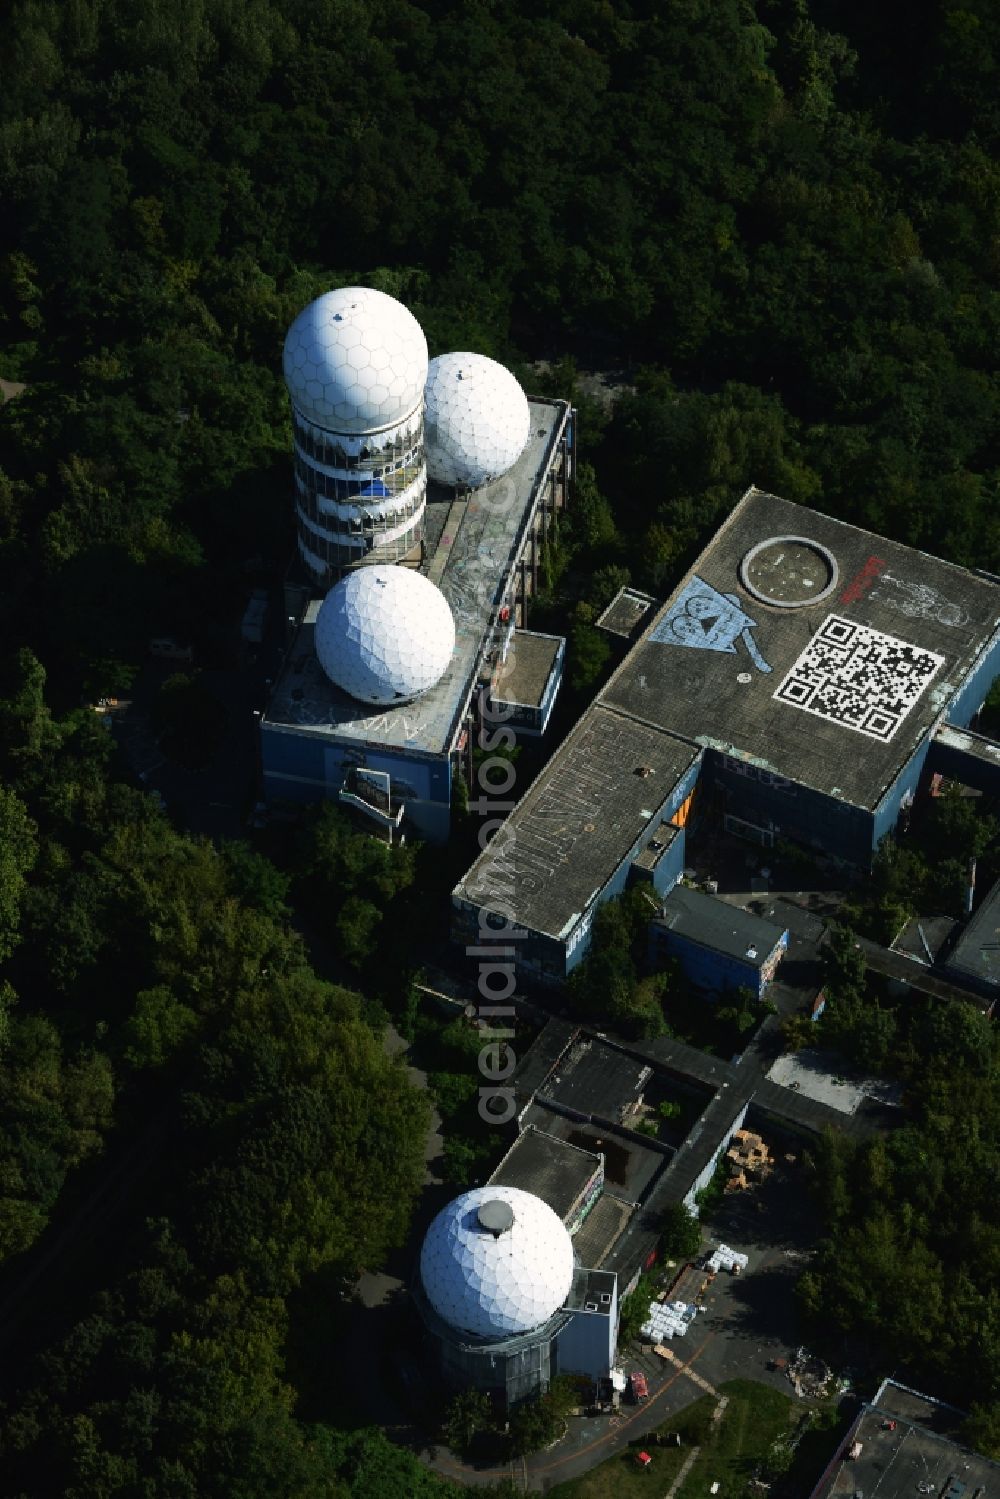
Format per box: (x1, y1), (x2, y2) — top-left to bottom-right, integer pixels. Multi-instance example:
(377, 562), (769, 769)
(773, 615), (945, 743)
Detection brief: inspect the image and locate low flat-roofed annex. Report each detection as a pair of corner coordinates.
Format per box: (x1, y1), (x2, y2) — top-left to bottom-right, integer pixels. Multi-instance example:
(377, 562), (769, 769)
(488, 1126), (601, 1222)
(455, 704), (701, 942)
(809, 1378), (1000, 1498)
(654, 886), (787, 966)
(601, 487), (1000, 811)
(491, 629), (563, 709)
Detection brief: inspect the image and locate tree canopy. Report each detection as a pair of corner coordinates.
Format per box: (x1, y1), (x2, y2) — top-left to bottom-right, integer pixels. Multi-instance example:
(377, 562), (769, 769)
(1, 0), (1000, 1485)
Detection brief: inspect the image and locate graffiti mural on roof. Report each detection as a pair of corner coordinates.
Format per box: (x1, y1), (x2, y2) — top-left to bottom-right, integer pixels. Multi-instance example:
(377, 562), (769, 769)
(651, 576), (773, 674)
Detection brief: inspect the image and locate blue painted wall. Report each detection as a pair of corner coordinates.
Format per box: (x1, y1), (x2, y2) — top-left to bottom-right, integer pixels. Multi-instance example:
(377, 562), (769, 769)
(650, 926), (787, 999)
(947, 624), (1000, 727)
(559, 755), (702, 981)
(555, 1294), (617, 1383)
(261, 724), (452, 839)
(652, 826), (688, 898)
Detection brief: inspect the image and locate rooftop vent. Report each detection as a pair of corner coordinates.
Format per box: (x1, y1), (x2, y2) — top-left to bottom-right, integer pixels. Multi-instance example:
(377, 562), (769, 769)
(477, 1199), (515, 1238)
(585, 1300), (599, 1311)
(635, 765), (655, 778)
(600, 1292), (612, 1304)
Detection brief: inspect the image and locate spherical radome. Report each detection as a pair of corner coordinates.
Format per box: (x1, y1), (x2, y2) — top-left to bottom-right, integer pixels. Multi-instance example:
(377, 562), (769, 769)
(314, 566), (455, 704)
(424, 352), (531, 488)
(283, 287), (428, 433)
(420, 1186), (575, 1339)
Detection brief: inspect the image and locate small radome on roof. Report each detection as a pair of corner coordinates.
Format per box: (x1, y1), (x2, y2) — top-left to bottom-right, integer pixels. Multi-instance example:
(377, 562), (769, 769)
(313, 565), (456, 705)
(424, 352), (531, 488)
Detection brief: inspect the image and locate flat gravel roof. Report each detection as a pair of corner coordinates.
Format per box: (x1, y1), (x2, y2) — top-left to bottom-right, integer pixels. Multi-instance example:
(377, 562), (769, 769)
(654, 886), (787, 967)
(455, 704), (701, 940)
(489, 1126), (601, 1222)
(492, 630), (563, 709)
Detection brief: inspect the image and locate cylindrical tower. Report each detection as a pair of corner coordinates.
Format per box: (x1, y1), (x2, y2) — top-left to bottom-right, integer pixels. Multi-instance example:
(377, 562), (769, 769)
(283, 287), (429, 587)
(414, 1185), (578, 1406)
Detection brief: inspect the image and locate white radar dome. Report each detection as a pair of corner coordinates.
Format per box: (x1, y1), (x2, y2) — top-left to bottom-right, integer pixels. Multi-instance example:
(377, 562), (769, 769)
(420, 1186), (575, 1339)
(314, 566), (455, 705)
(424, 352), (531, 488)
(283, 287), (428, 433)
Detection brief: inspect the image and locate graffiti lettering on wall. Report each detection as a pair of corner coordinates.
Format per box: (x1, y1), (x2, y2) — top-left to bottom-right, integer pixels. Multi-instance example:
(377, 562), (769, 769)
(466, 717), (672, 903)
(719, 756), (798, 796)
(839, 555), (887, 606)
(870, 572), (970, 629)
(651, 576), (772, 674)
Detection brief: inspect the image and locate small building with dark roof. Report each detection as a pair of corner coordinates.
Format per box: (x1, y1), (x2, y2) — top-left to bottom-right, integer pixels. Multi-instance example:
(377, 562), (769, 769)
(941, 875), (1000, 1011)
(537, 1036), (652, 1125)
(488, 629), (565, 736)
(807, 1377), (1000, 1499)
(489, 1126), (604, 1235)
(650, 887), (789, 998)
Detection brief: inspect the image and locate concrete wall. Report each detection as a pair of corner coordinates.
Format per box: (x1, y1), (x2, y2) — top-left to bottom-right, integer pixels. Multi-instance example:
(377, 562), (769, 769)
(683, 1100), (750, 1212)
(927, 726), (1000, 797)
(536, 640), (566, 735)
(566, 1162), (605, 1237)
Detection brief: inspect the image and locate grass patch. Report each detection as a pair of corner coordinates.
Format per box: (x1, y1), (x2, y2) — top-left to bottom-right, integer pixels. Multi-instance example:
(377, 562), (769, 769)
(549, 1380), (800, 1499)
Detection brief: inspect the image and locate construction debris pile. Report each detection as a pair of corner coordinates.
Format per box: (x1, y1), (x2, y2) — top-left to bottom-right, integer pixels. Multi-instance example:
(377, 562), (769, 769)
(786, 1346), (832, 1399)
(725, 1129), (774, 1192)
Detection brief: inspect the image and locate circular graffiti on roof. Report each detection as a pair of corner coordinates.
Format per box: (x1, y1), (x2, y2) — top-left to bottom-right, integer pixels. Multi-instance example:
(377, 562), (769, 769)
(739, 535), (839, 609)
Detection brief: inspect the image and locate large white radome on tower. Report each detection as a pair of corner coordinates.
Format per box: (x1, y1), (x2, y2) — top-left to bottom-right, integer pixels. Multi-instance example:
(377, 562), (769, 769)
(424, 352), (531, 488)
(420, 1186), (575, 1339)
(314, 566), (455, 705)
(283, 286), (428, 433)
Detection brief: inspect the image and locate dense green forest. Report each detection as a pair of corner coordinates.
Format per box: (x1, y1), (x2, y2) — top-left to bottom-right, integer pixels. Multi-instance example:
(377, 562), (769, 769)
(0, 0), (999, 1490)
(1, 0), (998, 698)
(798, 930), (1000, 1433)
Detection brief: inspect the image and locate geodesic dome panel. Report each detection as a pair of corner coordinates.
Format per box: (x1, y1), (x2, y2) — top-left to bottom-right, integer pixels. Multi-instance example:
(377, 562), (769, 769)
(420, 1186), (575, 1339)
(313, 566), (455, 704)
(283, 287), (428, 434)
(424, 352), (531, 488)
